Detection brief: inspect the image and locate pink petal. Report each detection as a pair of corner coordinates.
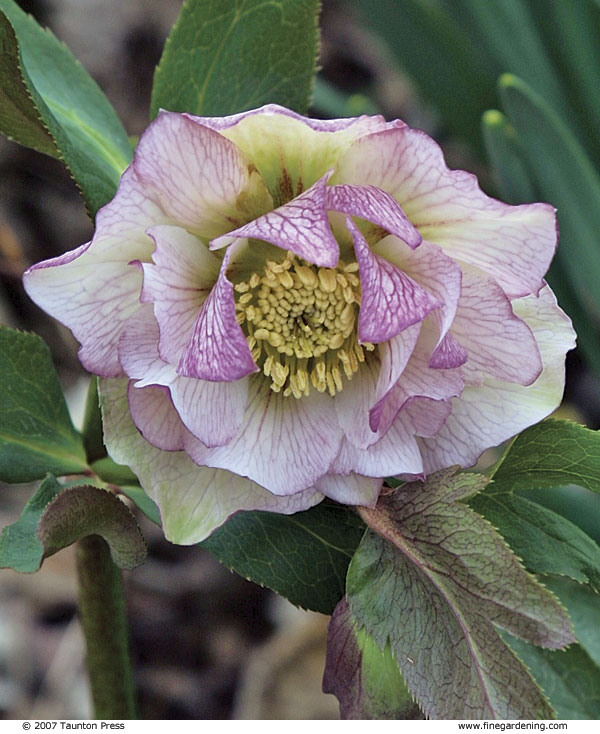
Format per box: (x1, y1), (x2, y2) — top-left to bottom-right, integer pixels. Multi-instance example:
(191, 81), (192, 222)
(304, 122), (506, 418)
(370, 337), (464, 434)
(119, 308), (248, 447)
(142, 225), (221, 363)
(348, 218), (440, 343)
(334, 397), (452, 479)
(374, 236), (465, 366)
(211, 172), (340, 267)
(178, 245), (258, 381)
(335, 126), (556, 298)
(133, 110), (271, 238)
(23, 166), (166, 376)
(100, 378), (322, 544)
(334, 360), (381, 450)
(197, 375), (344, 495)
(421, 285), (576, 472)
(325, 184), (421, 248)
(451, 270), (543, 386)
(128, 382), (187, 452)
(314, 473), (382, 506)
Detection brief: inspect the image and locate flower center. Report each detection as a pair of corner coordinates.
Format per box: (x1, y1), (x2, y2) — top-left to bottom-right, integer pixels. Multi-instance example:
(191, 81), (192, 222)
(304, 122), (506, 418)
(234, 254), (374, 398)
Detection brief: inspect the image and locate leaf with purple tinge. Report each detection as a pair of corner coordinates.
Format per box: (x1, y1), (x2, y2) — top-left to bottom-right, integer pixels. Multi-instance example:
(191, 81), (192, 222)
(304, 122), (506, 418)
(323, 598), (424, 720)
(346, 468), (574, 720)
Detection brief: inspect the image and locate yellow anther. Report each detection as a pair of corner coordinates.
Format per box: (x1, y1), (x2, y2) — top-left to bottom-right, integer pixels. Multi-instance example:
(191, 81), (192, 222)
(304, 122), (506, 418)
(254, 327), (270, 341)
(233, 252), (372, 399)
(340, 302), (355, 325)
(328, 332), (344, 350)
(279, 270), (294, 289)
(296, 265), (318, 289)
(318, 268), (338, 293)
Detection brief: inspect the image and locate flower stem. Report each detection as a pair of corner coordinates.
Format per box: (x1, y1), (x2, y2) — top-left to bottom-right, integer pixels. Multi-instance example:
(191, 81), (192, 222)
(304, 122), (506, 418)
(76, 535), (137, 719)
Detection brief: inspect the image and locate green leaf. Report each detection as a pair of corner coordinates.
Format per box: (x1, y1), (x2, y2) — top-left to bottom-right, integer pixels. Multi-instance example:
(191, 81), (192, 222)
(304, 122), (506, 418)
(499, 74), (600, 334)
(543, 576), (600, 668)
(347, 0), (497, 151)
(523, 484), (600, 547)
(490, 419), (600, 495)
(503, 634), (600, 720)
(0, 12), (58, 157)
(0, 326), (88, 483)
(38, 485), (147, 570)
(469, 490), (600, 591)
(323, 598), (424, 720)
(0, 0), (132, 216)
(150, 0), (321, 119)
(0, 474), (63, 573)
(201, 500), (366, 614)
(347, 468), (573, 719)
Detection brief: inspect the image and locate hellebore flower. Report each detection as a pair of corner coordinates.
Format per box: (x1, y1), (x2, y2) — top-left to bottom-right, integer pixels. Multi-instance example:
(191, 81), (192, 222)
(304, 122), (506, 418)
(23, 105), (575, 543)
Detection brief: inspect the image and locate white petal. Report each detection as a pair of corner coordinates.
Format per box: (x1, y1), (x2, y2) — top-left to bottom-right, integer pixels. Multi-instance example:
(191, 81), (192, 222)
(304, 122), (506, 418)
(100, 378), (322, 544)
(200, 375), (344, 495)
(421, 285), (576, 472)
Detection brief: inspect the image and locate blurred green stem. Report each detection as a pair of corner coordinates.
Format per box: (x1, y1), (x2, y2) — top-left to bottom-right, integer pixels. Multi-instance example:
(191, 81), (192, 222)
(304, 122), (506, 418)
(76, 535), (137, 719)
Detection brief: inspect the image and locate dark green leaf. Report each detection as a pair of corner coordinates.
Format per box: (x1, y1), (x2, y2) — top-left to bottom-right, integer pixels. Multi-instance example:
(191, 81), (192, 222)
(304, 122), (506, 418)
(151, 0), (321, 119)
(0, 12), (58, 157)
(0, 474), (63, 573)
(503, 634), (600, 720)
(490, 419), (600, 495)
(38, 485), (147, 570)
(469, 490), (600, 592)
(202, 500), (365, 614)
(347, 468), (573, 719)
(543, 576), (600, 668)
(323, 598), (424, 720)
(523, 484), (600, 546)
(0, 0), (132, 216)
(0, 326), (88, 482)
(499, 74), (600, 335)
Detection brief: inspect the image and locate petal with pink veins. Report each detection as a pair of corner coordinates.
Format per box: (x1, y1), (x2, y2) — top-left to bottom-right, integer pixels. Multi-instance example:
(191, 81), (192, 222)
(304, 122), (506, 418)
(119, 308), (248, 447)
(374, 236), (465, 367)
(23, 166), (167, 376)
(421, 285), (576, 472)
(325, 184), (421, 248)
(133, 111), (272, 238)
(178, 244), (258, 381)
(142, 225), (221, 363)
(348, 218), (440, 343)
(211, 172), (340, 267)
(198, 375), (343, 495)
(370, 339), (464, 434)
(100, 379), (322, 544)
(334, 398), (451, 479)
(451, 269), (543, 386)
(335, 127), (556, 298)
(193, 104), (402, 197)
